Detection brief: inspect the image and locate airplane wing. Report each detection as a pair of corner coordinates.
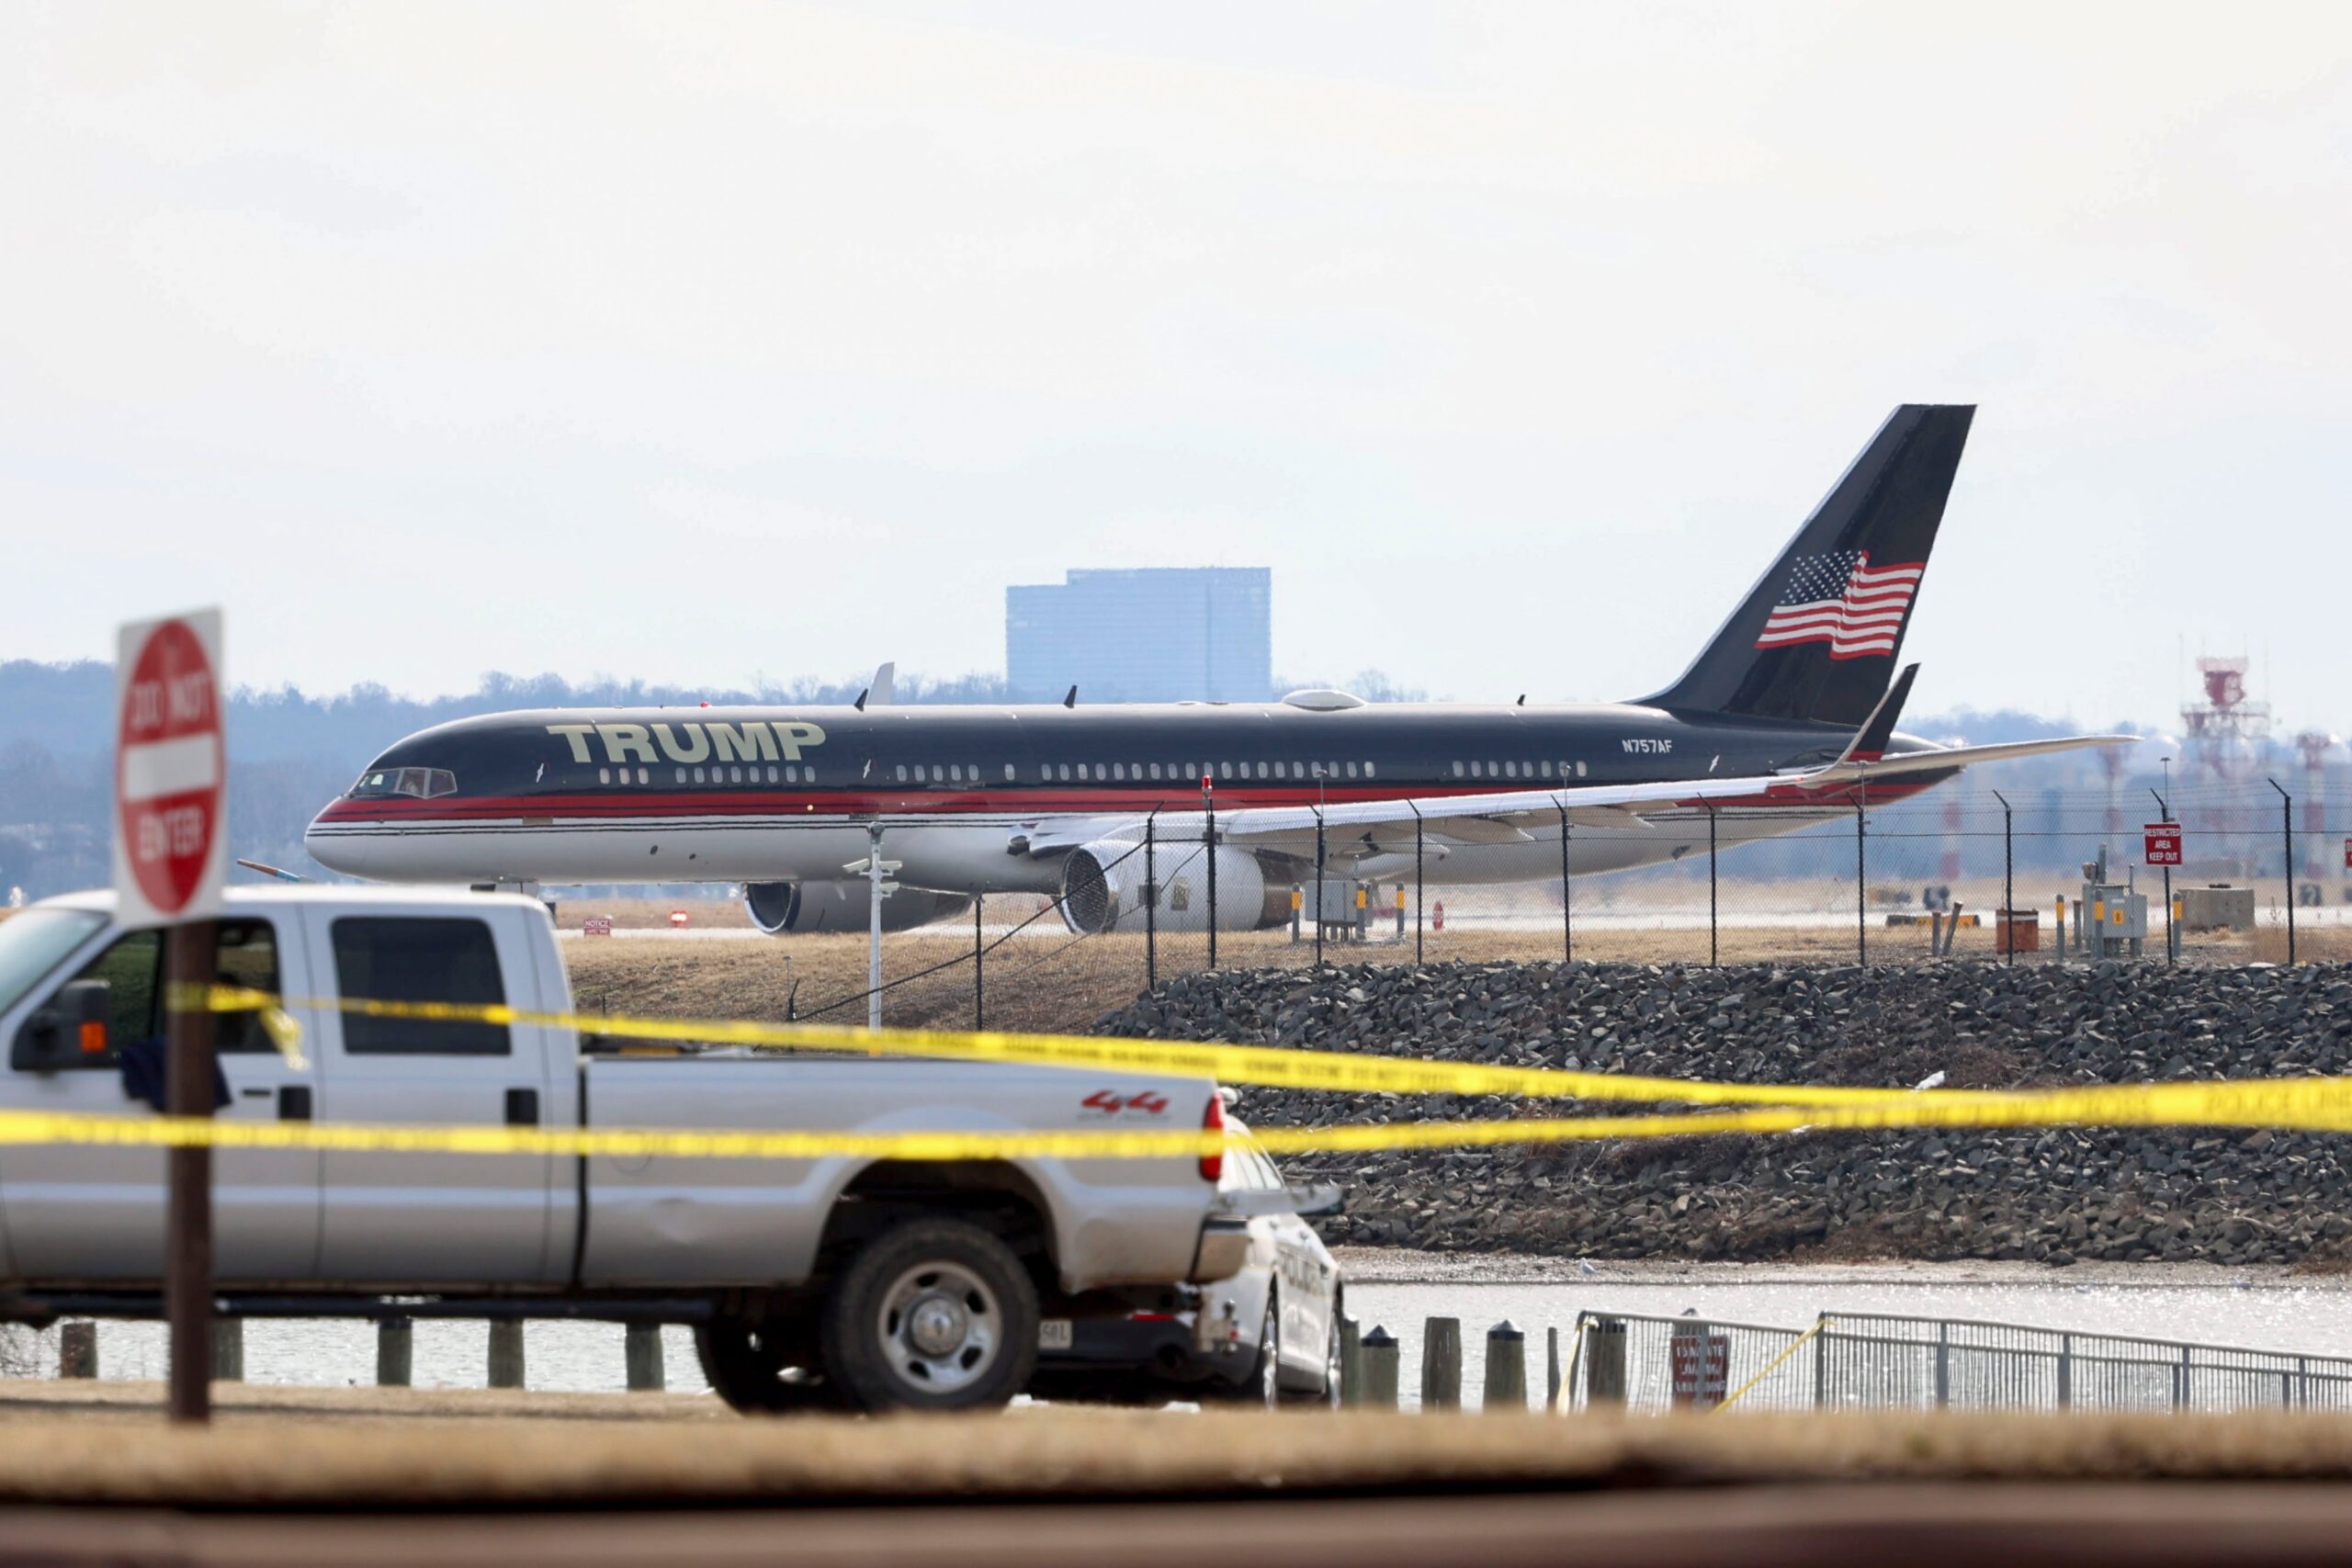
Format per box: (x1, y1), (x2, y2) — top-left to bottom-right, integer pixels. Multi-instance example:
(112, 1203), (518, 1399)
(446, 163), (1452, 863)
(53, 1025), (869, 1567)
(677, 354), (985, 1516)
(1013, 731), (2132, 866)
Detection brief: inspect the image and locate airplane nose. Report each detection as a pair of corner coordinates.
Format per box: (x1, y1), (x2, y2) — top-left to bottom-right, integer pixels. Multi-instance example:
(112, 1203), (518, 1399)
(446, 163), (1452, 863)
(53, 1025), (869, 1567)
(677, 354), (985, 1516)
(304, 802), (368, 876)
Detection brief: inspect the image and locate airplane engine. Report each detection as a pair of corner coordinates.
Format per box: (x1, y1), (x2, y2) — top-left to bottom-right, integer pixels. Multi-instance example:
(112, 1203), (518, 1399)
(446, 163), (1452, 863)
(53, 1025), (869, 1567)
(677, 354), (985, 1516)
(1058, 842), (1292, 935)
(743, 880), (975, 935)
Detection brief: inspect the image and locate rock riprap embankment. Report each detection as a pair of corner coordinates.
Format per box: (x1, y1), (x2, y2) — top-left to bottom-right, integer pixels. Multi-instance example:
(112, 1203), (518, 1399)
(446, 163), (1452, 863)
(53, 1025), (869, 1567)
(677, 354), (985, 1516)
(1092, 960), (2352, 1266)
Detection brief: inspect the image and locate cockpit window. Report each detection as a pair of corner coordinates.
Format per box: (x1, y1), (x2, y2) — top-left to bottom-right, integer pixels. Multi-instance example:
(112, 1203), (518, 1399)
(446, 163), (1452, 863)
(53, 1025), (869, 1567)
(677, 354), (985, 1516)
(349, 767), (457, 799)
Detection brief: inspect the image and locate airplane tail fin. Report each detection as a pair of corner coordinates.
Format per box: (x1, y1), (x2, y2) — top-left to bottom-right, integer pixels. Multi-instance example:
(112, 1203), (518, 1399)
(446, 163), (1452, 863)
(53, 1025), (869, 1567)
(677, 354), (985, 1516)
(1638, 404), (1973, 728)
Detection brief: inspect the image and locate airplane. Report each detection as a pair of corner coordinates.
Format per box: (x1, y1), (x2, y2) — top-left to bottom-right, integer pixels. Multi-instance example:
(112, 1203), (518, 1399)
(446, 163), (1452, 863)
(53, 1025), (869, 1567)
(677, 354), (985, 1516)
(304, 404), (2128, 934)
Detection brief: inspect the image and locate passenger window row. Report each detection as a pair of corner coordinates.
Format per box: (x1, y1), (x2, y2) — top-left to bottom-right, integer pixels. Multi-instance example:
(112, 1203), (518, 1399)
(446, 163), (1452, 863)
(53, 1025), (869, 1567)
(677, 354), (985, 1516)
(1450, 761), (1590, 780)
(1035, 761), (1382, 783)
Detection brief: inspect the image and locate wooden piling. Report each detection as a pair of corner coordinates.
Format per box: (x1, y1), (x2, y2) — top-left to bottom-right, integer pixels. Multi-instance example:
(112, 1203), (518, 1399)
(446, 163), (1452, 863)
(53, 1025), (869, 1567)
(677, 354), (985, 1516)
(376, 1317), (413, 1387)
(1339, 1314), (1363, 1406)
(209, 1317), (243, 1382)
(1421, 1316), (1463, 1411)
(57, 1322), (96, 1380)
(1546, 1325), (1562, 1411)
(1361, 1325), (1399, 1408)
(625, 1323), (665, 1392)
(488, 1319), (526, 1390)
(1586, 1315), (1627, 1407)
(1483, 1320), (1526, 1412)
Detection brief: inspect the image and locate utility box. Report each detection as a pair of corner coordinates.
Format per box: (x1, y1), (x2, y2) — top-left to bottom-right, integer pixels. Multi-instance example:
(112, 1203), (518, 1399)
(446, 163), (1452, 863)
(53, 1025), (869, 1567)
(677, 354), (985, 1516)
(2178, 885), (2256, 931)
(1310, 879), (1361, 929)
(1996, 908), (2040, 954)
(2076, 880), (2148, 960)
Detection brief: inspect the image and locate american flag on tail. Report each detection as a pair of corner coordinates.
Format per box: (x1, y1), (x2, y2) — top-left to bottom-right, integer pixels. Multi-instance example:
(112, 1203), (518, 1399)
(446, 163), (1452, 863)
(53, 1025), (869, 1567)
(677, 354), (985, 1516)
(1753, 549), (1923, 659)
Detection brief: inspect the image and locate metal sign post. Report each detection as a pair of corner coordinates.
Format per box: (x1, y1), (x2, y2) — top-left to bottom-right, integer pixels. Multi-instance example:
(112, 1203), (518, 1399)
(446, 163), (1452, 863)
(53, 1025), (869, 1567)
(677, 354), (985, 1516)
(843, 828), (899, 1031)
(2147, 814), (2182, 968)
(114, 609), (227, 1426)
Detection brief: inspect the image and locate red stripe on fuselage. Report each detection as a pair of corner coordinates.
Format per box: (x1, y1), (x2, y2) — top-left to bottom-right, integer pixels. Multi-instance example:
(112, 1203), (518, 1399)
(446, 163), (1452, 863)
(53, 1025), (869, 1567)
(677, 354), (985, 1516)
(311, 774), (1947, 827)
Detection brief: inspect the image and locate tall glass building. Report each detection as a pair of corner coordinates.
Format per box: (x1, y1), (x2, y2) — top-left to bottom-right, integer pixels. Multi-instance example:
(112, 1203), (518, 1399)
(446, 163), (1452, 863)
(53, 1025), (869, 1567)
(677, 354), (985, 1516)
(1006, 568), (1272, 704)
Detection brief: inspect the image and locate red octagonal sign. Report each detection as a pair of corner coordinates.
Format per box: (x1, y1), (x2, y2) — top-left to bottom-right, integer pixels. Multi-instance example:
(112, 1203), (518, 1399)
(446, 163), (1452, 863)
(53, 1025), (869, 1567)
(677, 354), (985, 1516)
(114, 611), (226, 925)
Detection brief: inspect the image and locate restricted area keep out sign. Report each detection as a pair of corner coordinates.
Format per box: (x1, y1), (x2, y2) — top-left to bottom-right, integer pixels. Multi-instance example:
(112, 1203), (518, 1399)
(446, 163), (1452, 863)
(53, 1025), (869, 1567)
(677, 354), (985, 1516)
(2144, 822), (2184, 868)
(113, 610), (227, 927)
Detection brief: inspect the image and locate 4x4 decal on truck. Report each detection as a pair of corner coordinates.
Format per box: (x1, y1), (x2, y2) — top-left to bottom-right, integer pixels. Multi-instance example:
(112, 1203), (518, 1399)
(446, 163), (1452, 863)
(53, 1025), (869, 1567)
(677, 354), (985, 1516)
(1081, 1089), (1169, 1116)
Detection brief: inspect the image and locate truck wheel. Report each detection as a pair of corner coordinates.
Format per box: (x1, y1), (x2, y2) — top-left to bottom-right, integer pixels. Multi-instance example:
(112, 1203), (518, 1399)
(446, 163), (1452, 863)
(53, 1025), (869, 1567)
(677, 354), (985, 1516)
(695, 1318), (831, 1415)
(820, 1218), (1038, 1412)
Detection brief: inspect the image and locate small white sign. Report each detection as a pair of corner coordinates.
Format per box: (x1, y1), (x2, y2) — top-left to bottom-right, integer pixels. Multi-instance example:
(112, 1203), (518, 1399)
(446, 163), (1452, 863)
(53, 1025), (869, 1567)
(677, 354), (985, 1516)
(113, 609), (227, 928)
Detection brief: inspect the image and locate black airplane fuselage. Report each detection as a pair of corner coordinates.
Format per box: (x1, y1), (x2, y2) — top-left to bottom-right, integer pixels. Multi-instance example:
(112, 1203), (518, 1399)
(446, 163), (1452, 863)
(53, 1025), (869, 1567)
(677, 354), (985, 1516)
(304, 698), (1952, 892)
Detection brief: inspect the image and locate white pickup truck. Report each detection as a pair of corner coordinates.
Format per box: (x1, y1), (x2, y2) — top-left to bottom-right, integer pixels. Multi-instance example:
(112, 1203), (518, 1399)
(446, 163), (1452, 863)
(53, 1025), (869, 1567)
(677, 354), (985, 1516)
(0, 886), (1252, 1412)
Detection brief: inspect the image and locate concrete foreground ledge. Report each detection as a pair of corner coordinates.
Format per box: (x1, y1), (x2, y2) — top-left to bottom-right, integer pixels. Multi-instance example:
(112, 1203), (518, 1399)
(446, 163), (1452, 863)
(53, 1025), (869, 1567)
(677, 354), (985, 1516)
(17, 1382), (2352, 1506)
(9, 1486), (2352, 1568)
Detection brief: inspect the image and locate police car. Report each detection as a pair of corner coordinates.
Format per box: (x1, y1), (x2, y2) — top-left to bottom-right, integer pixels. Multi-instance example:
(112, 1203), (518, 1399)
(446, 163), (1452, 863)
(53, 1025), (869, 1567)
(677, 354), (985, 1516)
(1031, 1113), (1345, 1408)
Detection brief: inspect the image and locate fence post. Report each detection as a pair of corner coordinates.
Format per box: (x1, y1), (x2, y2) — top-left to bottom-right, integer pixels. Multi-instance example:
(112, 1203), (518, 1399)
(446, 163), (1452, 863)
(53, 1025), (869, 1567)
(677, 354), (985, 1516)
(1314, 806), (1327, 968)
(2296, 1357), (2308, 1409)
(1586, 1316), (1626, 1407)
(2175, 1344), (2189, 1411)
(972, 893), (984, 1030)
(1708, 806), (1719, 966)
(2056, 1333), (2073, 1409)
(58, 1322), (96, 1379)
(2268, 779), (2296, 964)
(1483, 1322), (1527, 1413)
(626, 1322), (665, 1393)
(1144, 810), (1157, 990)
(1421, 1317), (1463, 1411)
(1361, 1325), (1399, 1408)
(377, 1316), (413, 1387)
(1813, 1316), (1828, 1408)
(488, 1319), (526, 1390)
(1559, 800), (1573, 964)
(1411, 803), (1425, 965)
(1546, 1325), (1562, 1412)
(1555, 798), (1572, 964)
(1855, 791), (1868, 964)
(1935, 1320), (1951, 1409)
(1340, 1314), (1363, 1406)
(1994, 791), (2015, 968)
(1204, 784), (1217, 970)
(210, 1318), (243, 1382)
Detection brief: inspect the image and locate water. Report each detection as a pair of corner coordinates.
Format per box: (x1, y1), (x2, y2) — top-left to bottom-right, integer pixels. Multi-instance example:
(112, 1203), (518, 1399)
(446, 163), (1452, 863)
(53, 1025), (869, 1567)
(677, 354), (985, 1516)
(13, 1269), (2351, 1412)
(11, 1319), (713, 1398)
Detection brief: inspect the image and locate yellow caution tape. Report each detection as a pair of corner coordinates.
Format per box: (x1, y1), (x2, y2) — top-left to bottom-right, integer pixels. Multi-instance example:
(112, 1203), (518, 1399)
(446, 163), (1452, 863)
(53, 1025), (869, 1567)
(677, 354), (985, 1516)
(179, 985), (2007, 1111)
(5, 1074), (2352, 1162)
(63, 983), (2339, 1163)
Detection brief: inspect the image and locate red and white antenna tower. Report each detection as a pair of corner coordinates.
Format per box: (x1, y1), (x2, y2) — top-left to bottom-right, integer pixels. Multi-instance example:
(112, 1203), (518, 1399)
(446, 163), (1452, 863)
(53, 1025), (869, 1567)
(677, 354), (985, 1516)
(2181, 657), (2272, 784)
(2297, 731), (2336, 881)
(2181, 655), (2273, 850)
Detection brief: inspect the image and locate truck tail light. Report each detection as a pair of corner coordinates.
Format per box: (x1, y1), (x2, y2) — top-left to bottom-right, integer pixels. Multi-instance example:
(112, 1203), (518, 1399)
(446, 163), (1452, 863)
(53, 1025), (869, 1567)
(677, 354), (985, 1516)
(1199, 1090), (1224, 1183)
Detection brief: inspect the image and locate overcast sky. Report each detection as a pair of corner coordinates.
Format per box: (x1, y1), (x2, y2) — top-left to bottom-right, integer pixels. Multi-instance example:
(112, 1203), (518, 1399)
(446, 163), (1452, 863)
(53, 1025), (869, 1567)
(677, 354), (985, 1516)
(6, 2), (2349, 729)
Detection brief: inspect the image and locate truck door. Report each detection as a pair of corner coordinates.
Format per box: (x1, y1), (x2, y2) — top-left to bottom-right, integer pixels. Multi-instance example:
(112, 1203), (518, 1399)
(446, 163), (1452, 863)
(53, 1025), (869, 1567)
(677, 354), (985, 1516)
(0, 915), (322, 1280)
(303, 908), (560, 1284)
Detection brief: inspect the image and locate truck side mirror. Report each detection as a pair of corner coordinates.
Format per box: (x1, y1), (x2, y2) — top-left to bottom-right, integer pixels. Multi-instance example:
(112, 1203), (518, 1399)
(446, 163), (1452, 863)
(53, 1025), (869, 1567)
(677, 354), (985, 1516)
(12, 980), (110, 1073)
(1288, 1181), (1346, 1219)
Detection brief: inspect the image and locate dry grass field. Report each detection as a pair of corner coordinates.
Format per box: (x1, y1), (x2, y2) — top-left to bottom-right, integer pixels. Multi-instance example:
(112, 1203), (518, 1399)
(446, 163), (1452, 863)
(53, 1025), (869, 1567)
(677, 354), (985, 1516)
(557, 914), (2336, 1042)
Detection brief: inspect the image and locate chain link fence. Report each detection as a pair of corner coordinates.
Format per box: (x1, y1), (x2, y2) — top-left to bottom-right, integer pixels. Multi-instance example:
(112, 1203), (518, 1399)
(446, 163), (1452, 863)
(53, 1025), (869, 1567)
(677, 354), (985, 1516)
(550, 781), (2352, 1038)
(1557, 1309), (2352, 1415)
